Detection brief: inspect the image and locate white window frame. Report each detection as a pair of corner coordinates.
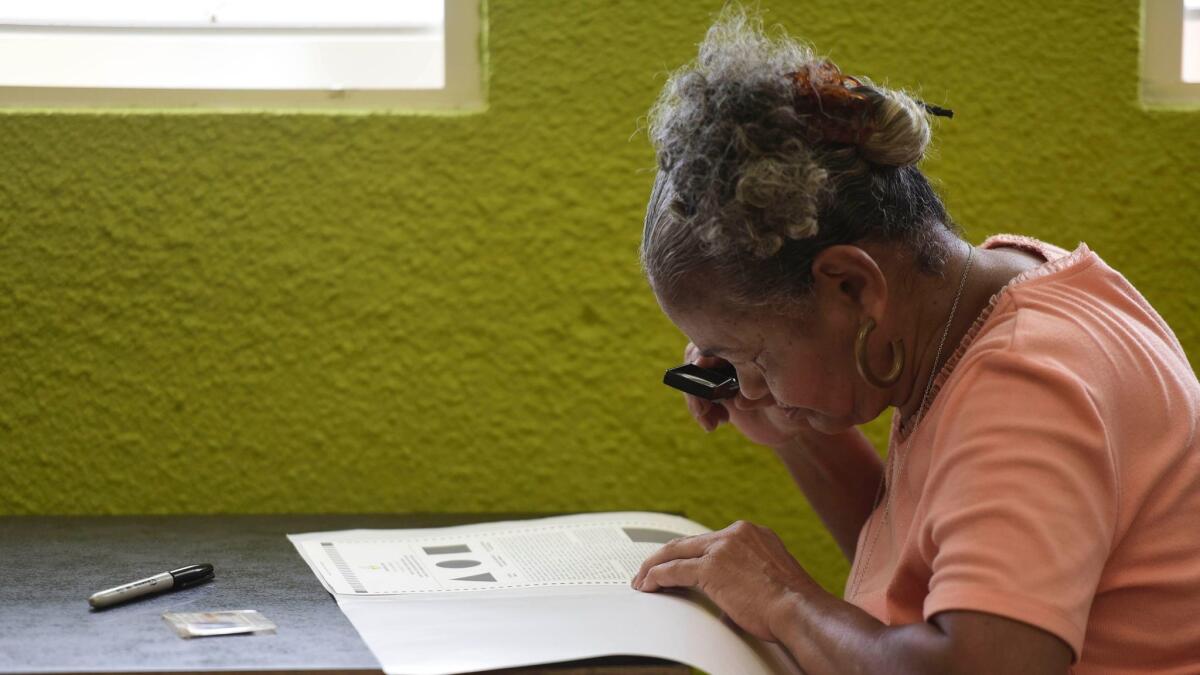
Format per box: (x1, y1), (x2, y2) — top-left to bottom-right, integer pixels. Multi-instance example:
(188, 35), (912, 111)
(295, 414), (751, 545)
(0, 0), (485, 112)
(1142, 0), (1200, 107)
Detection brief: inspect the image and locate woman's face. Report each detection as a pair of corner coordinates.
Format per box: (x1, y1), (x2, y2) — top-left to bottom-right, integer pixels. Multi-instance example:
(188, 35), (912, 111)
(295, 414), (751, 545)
(660, 290), (870, 436)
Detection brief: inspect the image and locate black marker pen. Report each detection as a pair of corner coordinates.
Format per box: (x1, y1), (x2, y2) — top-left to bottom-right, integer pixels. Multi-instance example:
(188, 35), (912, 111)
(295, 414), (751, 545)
(88, 563), (214, 609)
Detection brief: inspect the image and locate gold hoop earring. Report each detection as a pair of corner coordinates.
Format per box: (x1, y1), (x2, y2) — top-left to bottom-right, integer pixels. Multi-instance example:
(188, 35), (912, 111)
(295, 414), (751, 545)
(855, 316), (904, 388)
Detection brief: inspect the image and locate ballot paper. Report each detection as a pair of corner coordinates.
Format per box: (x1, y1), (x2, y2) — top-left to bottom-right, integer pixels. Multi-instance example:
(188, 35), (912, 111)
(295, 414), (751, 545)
(288, 512), (803, 675)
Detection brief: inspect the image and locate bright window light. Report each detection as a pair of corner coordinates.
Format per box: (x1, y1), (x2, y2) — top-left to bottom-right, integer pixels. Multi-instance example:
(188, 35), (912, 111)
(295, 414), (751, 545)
(0, 0), (484, 111)
(1142, 0), (1200, 106)
(1185, 0), (1200, 82)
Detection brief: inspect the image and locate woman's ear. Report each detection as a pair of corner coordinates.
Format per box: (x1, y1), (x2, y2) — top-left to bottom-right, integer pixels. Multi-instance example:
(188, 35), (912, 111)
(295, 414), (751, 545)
(810, 245), (889, 319)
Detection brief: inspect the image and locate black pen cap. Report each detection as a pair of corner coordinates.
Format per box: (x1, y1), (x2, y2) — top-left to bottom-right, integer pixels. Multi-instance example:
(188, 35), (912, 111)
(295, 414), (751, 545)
(169, 563), (215, 586)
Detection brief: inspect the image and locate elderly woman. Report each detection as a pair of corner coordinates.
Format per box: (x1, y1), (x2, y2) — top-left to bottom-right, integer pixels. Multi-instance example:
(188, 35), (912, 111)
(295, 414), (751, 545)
(631, 10), (1200, 675)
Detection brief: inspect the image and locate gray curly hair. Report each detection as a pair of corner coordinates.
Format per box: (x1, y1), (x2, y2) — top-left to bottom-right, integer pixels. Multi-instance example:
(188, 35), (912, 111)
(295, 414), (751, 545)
(641, 7), (962, 314)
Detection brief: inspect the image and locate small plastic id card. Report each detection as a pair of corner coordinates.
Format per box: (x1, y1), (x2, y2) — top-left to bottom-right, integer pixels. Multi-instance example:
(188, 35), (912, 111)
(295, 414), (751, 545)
(162, 610), (276, 638)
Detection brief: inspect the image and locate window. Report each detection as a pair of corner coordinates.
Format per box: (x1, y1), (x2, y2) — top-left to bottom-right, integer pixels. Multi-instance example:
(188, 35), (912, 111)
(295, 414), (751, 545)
(0, 0), (484, 111)
(1186, 0), (1200, 82)
(1142, 0), (1200, 106)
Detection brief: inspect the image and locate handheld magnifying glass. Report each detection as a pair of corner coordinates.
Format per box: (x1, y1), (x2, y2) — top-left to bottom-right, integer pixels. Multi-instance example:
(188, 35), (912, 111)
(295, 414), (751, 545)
(662, 362), (739, 401)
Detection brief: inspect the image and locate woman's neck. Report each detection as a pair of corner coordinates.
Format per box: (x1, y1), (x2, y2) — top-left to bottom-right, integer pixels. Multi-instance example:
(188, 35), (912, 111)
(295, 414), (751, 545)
(892, 241), (1046, 425)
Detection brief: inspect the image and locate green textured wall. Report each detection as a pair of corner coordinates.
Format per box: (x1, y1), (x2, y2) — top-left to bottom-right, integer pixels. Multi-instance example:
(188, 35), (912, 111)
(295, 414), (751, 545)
(1, 1), (1197, 594)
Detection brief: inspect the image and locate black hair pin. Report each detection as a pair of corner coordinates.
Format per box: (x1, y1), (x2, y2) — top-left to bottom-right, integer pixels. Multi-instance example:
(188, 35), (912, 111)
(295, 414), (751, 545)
(917, 100), (954, 118)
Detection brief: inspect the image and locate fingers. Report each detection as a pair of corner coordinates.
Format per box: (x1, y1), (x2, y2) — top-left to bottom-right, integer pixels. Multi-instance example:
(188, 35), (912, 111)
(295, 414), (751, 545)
(632, 534), (710, 588)
(686, 394), (729, 432)
(704, 400), (729, 429)
(686, 391), (711, 420)
(686, 391), (729, 427)
(635, 557), (703, 592)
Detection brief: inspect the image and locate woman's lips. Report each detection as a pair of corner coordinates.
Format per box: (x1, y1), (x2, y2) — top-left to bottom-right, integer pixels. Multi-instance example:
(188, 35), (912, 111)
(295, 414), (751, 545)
(781, 405), (837, 427)
(780, 405), (810, 421)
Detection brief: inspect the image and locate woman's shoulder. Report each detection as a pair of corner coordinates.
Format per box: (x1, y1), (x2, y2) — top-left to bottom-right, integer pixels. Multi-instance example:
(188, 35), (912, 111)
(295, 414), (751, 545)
(980, 232), (1075, 263)
(979, 235), (1186, 367)
(908, 233), (1197, 441)
(931, 235), (1104, 393)
(979, 232), (1098, 293)
(951, 233), (1199, 422)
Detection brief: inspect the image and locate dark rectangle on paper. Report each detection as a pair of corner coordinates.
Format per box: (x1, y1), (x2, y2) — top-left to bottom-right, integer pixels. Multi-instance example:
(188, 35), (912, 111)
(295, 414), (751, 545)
(623, 528), (683, 544)
(423, 544), (471, 555)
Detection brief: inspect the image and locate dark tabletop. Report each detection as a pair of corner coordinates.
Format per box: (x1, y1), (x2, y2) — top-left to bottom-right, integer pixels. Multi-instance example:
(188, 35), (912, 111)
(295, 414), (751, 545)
(0, 514), (682, 674)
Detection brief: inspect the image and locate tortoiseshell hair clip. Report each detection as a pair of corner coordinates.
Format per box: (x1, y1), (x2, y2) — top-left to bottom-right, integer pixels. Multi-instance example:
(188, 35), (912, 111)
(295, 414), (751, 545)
(786, 61), (953, 145)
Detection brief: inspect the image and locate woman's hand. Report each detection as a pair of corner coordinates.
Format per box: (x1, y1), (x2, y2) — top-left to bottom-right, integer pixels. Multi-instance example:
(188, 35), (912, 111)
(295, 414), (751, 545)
(631, 520), (818, 643)
(683, 341), (815, 448)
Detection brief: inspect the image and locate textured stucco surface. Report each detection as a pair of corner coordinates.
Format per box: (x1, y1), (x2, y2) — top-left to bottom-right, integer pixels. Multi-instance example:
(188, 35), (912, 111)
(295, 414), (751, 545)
(1, 0), (1197, 594)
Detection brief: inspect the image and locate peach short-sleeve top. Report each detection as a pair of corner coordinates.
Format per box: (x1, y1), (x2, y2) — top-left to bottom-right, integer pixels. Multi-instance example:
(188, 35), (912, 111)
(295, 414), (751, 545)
(844, 234), (1200, 673)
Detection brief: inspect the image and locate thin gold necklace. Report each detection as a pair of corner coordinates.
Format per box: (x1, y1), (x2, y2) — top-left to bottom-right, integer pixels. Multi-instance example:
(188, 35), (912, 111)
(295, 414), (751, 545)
(847, 242), (976, 599)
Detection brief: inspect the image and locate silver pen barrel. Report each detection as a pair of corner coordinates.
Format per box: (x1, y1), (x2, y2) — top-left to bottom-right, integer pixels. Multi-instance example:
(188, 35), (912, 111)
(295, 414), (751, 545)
(88, 571), (174, 609)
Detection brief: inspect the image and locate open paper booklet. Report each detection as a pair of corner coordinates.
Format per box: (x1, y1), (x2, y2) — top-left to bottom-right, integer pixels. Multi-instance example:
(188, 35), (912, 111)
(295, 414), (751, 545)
(288, 512), (804, 675)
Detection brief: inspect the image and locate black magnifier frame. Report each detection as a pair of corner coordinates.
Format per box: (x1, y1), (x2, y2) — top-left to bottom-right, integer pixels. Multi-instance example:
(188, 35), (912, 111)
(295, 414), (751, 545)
(662, 362), (739, 400)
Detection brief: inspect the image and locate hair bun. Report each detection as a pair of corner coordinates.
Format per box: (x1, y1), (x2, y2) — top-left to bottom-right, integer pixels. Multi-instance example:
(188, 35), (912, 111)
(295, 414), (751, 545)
(855, 87), (932, 167)
(789, 61), (933, 167)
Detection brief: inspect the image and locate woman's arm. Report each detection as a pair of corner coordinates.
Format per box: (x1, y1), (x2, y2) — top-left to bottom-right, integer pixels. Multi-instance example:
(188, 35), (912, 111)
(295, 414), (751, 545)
(770, 586), (1072, 675)
(770, 429), (883, 563)
(632, 523), (1073, 675)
